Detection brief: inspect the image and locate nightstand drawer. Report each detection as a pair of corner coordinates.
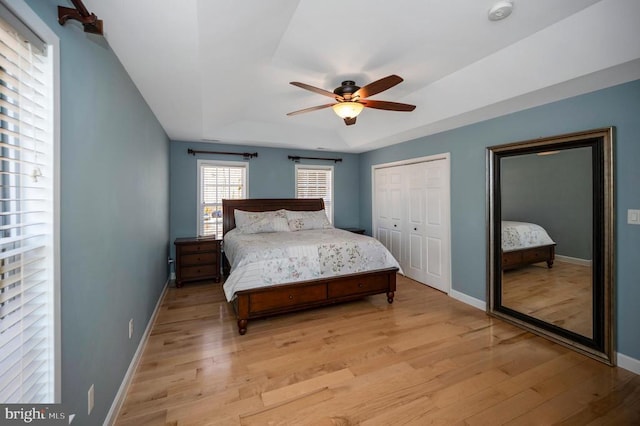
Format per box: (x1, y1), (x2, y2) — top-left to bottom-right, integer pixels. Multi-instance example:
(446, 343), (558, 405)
(180, 241), (219, 254)
(181, 252), (218, 266)
(180, 264), (218, 280)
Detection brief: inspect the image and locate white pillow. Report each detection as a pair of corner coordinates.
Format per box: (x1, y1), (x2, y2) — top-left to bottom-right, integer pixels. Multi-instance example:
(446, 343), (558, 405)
(234, 209), (290, 234)
(285, 209), (333, 231)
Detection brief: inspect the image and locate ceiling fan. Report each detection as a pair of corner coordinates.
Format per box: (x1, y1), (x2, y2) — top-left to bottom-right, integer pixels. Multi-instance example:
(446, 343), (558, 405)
(287, 75), (416, 126)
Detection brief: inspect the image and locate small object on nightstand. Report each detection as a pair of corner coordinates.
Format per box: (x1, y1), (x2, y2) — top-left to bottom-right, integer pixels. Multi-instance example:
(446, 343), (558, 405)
(174, 236), (222, 287)
(340, 227), (366, 235)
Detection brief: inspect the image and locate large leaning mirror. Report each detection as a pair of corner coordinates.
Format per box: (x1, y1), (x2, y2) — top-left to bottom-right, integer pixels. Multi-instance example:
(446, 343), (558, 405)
(487, 127), (614, 365)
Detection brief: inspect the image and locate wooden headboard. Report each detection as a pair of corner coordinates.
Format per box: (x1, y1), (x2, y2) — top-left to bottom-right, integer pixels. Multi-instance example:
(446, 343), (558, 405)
(222, 198), (325, 236)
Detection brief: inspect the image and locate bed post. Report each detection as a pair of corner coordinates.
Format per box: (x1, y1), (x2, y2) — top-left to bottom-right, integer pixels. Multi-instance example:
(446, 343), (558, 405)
(234, 295), (249, 335)
(387, 272), (396, 303)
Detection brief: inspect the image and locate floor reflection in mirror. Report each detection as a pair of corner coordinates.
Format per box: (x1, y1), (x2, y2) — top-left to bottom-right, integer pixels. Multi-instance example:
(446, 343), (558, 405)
(502, 260), (592, 338)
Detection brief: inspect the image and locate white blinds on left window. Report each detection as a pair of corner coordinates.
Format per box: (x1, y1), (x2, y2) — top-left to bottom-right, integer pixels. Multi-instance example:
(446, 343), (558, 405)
(0, 10), (55, 403)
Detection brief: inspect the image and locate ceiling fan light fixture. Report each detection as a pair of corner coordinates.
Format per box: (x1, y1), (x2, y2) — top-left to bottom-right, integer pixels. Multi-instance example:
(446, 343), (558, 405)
(332, 102), (364, 119)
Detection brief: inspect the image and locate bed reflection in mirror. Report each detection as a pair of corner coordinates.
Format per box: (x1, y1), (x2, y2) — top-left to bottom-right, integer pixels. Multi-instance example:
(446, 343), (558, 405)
(500, 148), (593, 338)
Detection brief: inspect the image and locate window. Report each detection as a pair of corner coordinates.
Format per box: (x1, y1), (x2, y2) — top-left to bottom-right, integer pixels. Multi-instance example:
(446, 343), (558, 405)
(197, 160), (247, 238)
(295, 165), (333, 223)
(0, 2), (59, 403)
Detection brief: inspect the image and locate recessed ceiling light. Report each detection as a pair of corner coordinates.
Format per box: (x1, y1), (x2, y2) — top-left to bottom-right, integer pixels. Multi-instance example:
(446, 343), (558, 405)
(488, 1), (514, 21)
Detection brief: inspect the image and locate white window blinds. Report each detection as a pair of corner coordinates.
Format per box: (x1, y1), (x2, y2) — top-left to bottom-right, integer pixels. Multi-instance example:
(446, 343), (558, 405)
(0, 8), (55, 403)
(198, 161), (246, 238)
(295, 165), (333, 223)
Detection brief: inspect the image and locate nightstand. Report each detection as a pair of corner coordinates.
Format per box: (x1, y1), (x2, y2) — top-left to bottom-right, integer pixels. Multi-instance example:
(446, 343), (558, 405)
(174, 237), (222, 287)
(340, 227), (366, 235)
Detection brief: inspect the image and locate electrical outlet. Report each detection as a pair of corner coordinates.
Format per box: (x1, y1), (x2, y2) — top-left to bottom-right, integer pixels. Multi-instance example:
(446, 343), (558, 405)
(128, 319), (133, 339)
(88, 384), (94, 415)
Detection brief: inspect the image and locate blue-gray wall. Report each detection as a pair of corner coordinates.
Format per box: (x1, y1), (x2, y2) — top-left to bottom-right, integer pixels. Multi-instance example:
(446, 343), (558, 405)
(359, 79), (640, 361)
(169, 141), (360, 259)
(25, 1), (170, 424)
(501, 148), (592, 260)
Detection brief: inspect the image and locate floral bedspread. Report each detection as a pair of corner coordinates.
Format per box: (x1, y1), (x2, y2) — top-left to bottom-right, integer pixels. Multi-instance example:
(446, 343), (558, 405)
(502, 221), (555, 252)
(222, 228), (400, 301)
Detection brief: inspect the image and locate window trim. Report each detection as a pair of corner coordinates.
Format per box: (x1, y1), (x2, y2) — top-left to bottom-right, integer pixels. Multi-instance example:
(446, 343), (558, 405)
(1, 0), (61, 403)
(196, 159), (248, 237)
(295, 164), (334, 224)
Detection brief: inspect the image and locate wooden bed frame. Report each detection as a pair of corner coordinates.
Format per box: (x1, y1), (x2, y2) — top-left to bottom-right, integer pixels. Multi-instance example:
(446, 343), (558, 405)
(222, 198), (399, 335)
(502, 244), (556, 270)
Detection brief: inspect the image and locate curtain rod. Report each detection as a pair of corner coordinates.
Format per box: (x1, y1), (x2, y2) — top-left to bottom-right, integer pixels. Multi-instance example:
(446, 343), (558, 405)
(188, 149), (258, 159)
(58, 0), (103, 34)
(288, 155), (342, 163)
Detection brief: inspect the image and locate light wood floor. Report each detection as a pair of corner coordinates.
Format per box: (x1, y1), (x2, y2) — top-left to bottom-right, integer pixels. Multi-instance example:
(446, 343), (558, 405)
(114, 275), (639, 425)
(502, 261), (593, 337)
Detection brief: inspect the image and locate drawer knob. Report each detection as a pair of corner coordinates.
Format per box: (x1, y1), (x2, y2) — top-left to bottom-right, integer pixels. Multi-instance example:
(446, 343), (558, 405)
(289, 295), (294, 299)
(358, 283), (364, 288)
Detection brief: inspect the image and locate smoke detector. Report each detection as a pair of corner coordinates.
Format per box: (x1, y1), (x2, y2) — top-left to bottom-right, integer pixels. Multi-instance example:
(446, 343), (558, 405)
(488, 1), (514, 21)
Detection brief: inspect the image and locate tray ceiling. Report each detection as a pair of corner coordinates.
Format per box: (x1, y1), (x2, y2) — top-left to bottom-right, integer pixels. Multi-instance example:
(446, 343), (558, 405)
(83, 0), (640, 152)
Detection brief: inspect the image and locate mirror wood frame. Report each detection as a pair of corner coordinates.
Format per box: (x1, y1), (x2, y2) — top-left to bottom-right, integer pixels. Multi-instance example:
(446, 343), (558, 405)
(487, 127), (615, 365)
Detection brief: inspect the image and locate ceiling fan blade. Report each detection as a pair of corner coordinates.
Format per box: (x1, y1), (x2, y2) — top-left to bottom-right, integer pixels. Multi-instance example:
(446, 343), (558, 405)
(344, 117), (357, 126)
(286, 103), (335, 116)
(290, 82), (341, 100)
(360, 99), (416, 112)
(353, 75), (403, 99)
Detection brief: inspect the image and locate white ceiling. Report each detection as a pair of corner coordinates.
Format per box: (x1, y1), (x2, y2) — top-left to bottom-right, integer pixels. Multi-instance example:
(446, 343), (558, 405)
(84, 0), (640, 153)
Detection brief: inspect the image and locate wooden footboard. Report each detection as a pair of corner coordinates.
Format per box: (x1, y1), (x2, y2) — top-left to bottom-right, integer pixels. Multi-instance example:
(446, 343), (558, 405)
(502, 244), (556, 270)
(232, 267), (398, 335)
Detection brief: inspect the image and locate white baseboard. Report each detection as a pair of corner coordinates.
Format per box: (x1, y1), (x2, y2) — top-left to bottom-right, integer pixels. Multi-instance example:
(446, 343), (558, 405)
(617, 352), (640, 375)
(449, 288), (486, 311)
(555, 255), (592, 267)
(103, 278), (170, 426)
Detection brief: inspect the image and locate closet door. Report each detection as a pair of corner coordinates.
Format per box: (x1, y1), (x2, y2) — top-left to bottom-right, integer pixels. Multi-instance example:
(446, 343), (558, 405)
(404, 162), (429, 284)
(422, 159), (450, 293)
(374, 167), (403, 263)
(373, 157), (450, 294)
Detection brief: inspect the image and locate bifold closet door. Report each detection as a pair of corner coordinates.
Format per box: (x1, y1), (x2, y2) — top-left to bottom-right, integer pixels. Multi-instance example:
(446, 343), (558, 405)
(374, 159), (450, 293)
(374, 167), (403, 263)
(405, 162), (429, 285)
(420, 160), (449, 293)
